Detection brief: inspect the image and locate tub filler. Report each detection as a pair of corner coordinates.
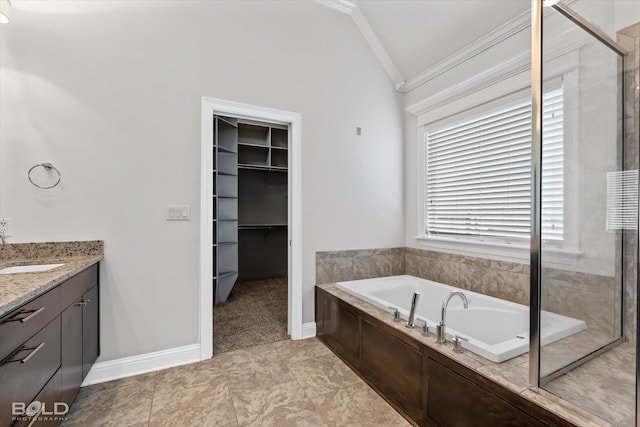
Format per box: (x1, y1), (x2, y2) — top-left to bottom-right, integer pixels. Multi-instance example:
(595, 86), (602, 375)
(336, 275), (586, 363)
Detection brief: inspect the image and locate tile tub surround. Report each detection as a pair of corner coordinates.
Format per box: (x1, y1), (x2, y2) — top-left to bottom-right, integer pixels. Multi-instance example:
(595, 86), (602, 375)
(315, 247), (405, 285)
(61, 338), (410, 427)
(0, 240), (103, 316)
(317, 282), (614, 427)
(318, 247), (622, 339)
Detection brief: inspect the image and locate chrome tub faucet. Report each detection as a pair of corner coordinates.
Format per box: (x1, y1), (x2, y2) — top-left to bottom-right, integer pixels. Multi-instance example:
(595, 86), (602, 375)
(405, 292), (420, 328)
(437, 291), (469, 344)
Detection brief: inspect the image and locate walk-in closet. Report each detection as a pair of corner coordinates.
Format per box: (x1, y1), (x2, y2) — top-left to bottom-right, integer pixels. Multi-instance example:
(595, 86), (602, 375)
(212, 115), (289, 354)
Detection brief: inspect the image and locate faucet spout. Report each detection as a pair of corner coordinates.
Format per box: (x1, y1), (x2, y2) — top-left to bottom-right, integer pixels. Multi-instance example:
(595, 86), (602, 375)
(437, 291), (469, 344)
(405, 292), (420, 329)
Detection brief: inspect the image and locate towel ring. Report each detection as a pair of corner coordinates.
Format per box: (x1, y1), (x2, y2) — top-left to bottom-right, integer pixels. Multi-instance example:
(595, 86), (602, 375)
(28, 163), (61, 189)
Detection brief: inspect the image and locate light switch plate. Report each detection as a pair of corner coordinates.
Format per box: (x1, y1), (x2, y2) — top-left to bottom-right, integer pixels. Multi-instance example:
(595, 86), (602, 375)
(0, 218), (11, 236)
(166, 205), (190, 221)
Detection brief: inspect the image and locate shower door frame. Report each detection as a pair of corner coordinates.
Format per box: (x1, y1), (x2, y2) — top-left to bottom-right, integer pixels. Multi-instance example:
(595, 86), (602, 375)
(529, 0), (631, 406)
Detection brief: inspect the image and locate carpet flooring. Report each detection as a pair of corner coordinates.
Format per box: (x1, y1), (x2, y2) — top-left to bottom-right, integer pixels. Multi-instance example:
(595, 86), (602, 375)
(213, 277), (289, 354)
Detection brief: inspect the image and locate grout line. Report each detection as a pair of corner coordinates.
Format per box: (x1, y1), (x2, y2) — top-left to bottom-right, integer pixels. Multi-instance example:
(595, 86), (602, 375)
(146, 371), (158, 425)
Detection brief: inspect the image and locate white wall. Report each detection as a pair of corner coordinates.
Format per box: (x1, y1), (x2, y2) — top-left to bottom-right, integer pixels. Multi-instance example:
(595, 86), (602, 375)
(0, 1), (404, 361)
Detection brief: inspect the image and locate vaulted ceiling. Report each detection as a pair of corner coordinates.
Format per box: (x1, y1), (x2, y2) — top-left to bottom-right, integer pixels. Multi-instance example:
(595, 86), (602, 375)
(317, 0), (530, 91)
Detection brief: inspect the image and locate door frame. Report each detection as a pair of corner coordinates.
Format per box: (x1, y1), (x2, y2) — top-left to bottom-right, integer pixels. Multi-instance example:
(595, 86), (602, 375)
(200, 97), (303, 360)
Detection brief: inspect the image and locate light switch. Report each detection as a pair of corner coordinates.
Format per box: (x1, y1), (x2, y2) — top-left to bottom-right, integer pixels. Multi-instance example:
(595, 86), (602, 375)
(167, 204), (190, 221)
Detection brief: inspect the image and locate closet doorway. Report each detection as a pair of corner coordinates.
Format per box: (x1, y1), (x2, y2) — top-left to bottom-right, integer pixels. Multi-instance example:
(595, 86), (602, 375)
(199, 98), (303, 360)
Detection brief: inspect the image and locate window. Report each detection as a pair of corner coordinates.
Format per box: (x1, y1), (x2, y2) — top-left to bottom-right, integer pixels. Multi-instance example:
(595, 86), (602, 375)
(424, 87), (564, 244)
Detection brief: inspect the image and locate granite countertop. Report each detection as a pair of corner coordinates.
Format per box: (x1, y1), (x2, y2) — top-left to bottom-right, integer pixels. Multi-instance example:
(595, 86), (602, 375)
(0, 241), (104, 317)
(317, 282), (614, 427)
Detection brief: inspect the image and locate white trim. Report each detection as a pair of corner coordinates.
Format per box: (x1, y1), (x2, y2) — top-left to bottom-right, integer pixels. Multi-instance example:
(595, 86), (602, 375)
(406, 36), (582, 123)
(301, 322), (317, 339)
(314, 0), (404, 88)
(350, 6), (405, 88)
(398, 10), (530, 93)
(414, 236), (583, 266)
(200, 97), (305, 359)
(82, 344), (200, 386)
(312, 0), (355, 15)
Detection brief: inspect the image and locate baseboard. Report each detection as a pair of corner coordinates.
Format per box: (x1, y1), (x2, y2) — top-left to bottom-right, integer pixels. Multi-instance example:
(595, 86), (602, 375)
(301, 321), (316, 339)
(82, 344), (201, 386)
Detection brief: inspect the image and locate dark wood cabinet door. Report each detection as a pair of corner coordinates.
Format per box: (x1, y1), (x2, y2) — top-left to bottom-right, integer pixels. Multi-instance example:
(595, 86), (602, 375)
(13, 368), (62, 427)
(82, 286), (99, 380)
(425, 358), (546, 427)
(360, 320), (423, 423)
(320, 294), (360, 367)
(61, 304), (83, 406)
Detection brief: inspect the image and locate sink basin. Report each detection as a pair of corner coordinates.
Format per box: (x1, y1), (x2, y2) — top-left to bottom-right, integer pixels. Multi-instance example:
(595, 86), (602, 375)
(0, 263), (65, 274)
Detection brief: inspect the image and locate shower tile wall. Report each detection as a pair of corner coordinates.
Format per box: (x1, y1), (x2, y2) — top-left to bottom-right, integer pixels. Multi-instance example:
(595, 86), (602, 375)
(618, 22), (640, 343)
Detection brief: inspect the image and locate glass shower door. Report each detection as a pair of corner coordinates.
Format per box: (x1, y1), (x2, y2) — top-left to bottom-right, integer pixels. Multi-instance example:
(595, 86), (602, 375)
(531, 1), (636, 425)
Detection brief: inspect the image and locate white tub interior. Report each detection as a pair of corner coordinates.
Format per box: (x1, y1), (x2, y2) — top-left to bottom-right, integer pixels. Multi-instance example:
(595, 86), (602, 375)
(336, 275), (586, 363)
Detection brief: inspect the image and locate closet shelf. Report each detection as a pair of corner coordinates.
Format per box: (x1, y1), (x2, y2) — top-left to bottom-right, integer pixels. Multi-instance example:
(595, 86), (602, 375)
(215, 241), (238, 246)
(238, 141), (269, 149)
(238, 164), (287, 172)
(216, 171), (238, 176)
(239, 224), (287, 230)
(215, 145), (238, 154)
(216, 271), (238, 280)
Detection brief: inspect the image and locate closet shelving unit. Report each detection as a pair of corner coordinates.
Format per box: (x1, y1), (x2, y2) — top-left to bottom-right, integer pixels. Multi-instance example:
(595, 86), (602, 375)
(212, 116), (289, 302)
(213, 116), (239, 304)
(237, 120), (289, 282)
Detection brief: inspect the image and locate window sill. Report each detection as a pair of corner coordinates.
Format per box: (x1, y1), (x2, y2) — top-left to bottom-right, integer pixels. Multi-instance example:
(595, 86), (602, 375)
(414, 235), (583, 266)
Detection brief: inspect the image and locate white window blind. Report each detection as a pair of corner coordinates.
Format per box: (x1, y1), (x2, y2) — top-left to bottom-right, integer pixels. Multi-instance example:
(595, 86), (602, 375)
(424, 88), (564, 243)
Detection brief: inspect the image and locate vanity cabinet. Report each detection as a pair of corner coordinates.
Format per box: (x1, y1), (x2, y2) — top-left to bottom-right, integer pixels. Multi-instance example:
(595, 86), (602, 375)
(315, 286), (574, 427)
(0, 263), (99, 427)
(61, 276), (99, 405)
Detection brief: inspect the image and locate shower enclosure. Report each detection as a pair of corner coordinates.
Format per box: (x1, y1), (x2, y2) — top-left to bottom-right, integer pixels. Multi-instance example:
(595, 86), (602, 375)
(530, 1), (638, 425)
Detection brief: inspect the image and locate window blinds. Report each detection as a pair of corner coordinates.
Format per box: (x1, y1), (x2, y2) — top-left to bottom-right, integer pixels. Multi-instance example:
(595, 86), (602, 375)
(425, 88), (564, 243)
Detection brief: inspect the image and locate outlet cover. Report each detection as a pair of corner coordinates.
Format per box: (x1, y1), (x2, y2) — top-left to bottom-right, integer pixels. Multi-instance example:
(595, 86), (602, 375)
(0, 218), (12, 236)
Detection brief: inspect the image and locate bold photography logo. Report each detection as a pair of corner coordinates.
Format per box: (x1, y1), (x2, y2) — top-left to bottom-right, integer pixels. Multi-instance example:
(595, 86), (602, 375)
(12, 400), (69, 421)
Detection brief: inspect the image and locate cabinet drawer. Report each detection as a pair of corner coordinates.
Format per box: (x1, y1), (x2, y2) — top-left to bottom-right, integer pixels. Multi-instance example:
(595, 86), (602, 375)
(0, 317), (61, 427)
(0, 287), (61, 361)
(13, 368), (62, 427)
(60, 264), (98, 310)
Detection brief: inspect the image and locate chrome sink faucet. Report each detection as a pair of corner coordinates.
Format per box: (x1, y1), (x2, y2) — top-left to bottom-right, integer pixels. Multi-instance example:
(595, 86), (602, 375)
(437, 292), (469, 344)
(0, 232), (6, 246)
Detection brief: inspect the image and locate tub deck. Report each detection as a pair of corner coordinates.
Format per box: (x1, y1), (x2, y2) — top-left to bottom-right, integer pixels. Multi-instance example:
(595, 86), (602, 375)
(317, 282), (614, 427)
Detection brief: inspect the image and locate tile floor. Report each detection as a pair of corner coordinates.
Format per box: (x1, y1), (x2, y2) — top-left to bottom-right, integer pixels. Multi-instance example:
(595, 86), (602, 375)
(61, 338), (410, 427)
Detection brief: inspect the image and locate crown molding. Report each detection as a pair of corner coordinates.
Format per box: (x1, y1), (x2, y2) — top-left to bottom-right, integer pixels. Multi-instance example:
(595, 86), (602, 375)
(350, 6), (405, 87)
(398, 0), (578, 94)
(314, 0), (405, 88)
(313, 0), (356, 16)
(397, 10), (531, 93)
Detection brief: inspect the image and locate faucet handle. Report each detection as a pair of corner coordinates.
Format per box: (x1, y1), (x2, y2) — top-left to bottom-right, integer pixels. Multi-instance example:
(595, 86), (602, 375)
(452, 335), (469, 353)
(421, 321), (432, 337)
(388, 306), (402, 322)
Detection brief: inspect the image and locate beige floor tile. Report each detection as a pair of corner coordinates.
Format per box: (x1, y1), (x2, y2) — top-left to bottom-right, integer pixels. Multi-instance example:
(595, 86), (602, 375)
(230, 380), (326, 427)
(154, 359), (226, 393)
(252, 338), (333, 364)
(311, 382), (408, 427)
(288, 354), (362, 398)
(149, 381), (237, 427)
(226, 359), (297, 394)
(61, 381), (154, 427)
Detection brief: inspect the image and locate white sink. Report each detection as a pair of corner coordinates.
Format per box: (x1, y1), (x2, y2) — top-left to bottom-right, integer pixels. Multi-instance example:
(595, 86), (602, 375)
(0, 263), (65, 274)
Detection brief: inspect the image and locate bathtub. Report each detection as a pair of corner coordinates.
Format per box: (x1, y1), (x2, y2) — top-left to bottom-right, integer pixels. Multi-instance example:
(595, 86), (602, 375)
(336, 275), (586, 363)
